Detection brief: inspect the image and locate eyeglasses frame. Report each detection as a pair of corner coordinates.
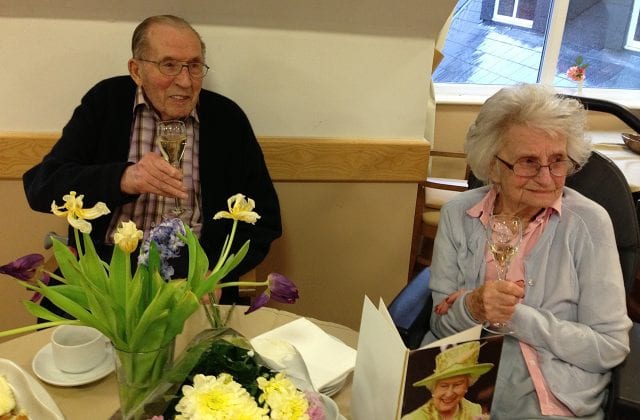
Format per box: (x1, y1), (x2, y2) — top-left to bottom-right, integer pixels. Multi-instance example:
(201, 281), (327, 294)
(136, 58), (210, 78)
(495, 155), (578, 177)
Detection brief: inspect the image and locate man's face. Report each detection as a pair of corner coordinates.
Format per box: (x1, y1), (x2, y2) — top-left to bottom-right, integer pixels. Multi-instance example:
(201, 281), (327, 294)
(432, 375), (470, 415)
(128, 23), (203, 120)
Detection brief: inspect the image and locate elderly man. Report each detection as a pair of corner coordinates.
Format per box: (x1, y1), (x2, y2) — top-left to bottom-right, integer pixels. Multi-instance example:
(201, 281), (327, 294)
(23, 15), (281, 307)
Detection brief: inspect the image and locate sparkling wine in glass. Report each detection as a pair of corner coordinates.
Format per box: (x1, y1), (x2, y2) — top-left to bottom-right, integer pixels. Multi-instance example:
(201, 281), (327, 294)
(156, 120), (187, 216)
(484, 214), (523, 334)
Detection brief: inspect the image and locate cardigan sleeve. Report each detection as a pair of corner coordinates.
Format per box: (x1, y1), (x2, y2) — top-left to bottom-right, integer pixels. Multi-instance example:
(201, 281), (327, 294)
(23, 76), (137, 213)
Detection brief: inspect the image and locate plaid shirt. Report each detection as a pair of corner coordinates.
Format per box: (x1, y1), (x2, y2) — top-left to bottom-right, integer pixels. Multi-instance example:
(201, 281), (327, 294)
(105, 87), (202, 243)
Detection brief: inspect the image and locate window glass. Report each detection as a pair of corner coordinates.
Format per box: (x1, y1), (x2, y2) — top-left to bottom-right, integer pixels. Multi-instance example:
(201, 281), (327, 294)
(434, 0), (640, 92)
(434, 0), (545, 85)
(556, 0), (640, 90)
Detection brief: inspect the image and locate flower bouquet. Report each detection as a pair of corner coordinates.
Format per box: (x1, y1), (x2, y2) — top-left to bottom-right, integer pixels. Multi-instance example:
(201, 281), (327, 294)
(133, 327), (340, 419)
(0, 192), (300, 419)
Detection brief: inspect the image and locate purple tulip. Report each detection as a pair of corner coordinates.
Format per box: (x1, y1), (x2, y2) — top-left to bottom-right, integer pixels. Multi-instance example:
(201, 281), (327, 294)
(244, 273), (299, 314)
(0, 253), (50, 302)
(0, 254), (45, 280)
(267, 273), (299, 304)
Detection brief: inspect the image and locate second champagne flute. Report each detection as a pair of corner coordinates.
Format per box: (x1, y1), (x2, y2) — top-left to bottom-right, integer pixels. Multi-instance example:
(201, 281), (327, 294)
(156, 120), (187, 216)
(484, 214), (523, 335)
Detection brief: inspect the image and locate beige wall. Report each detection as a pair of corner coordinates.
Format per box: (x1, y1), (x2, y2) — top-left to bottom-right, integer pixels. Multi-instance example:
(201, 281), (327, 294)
(0, 182), (67, 338)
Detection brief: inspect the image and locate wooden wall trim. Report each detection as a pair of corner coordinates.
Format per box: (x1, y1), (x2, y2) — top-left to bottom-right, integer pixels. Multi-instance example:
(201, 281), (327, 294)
(0, 132), (430, 182)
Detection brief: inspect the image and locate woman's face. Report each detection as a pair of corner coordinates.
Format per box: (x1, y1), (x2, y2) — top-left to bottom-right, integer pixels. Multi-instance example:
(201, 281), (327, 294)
(490, 124), (568, 219)
(432, 375), (470, 414)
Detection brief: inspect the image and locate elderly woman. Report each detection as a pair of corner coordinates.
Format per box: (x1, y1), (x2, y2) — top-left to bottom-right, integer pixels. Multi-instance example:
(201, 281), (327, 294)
(426, 84), (631, 419)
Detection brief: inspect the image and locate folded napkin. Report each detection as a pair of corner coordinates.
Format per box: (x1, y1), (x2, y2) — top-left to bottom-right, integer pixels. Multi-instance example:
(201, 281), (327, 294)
(250, 318), (357, 393)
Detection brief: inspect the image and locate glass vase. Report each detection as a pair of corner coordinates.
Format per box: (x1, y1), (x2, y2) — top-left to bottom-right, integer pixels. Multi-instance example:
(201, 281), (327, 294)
(125, 327), (256, 418)
(112, 339), (175, 420)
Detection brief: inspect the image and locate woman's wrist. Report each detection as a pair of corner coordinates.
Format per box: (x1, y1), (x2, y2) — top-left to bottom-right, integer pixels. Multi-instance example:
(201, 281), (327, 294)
(464, 290), (485, 323)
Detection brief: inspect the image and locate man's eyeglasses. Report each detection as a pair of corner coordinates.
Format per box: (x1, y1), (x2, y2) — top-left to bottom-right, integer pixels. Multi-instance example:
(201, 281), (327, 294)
(495, 155), (578, 177)
(137, 58), (210, 78)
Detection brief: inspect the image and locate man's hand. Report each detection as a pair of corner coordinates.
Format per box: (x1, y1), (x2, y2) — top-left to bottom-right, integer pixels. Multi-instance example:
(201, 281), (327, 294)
(120, 152), (188, 199)
(465, 279), (525, 324)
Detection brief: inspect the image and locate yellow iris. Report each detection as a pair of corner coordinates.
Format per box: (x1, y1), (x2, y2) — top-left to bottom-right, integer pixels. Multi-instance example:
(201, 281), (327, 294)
(113, 221), (144, 254)
(213, 193), (261, 224)
(50, 191), (110, 234)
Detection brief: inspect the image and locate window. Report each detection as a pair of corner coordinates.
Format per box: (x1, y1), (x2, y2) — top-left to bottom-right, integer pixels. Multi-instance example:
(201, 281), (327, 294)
(627, 0), (640, 52)
(434, 0), (640, 106)
(493, 0), (535, 28)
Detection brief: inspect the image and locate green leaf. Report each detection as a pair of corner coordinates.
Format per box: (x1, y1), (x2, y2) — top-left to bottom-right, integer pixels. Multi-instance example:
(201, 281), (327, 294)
(77, 232), (109, 293)
(51, 239), (82, 286)
(217, 240), (250, 279)
(43, 284), (89, 308)
(164, 291), (200, 342)
(193, 241), (251, 297)
(23, 300), (69, 322)
(129, 281), (187, 350)
(34, 280), (107, 333)
(108, 245), (130, 310)
(125, 267), (145, 343)
(184, 226), (210, 296)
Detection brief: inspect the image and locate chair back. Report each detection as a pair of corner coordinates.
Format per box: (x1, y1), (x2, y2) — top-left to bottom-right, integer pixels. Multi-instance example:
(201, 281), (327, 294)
(387, 267), (432, 349)
(468, 151), (640, 293)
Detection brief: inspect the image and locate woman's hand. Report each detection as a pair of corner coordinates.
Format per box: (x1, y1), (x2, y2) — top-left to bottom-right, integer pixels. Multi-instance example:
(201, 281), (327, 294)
(465, 279), (525, 324)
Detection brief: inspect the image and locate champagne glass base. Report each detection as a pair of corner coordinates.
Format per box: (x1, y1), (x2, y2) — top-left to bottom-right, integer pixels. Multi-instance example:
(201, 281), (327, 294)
(482, 322), (513, 335)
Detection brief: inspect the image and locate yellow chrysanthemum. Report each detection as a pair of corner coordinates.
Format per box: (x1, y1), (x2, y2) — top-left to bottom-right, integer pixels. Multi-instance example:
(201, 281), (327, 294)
(175, 373), (269, 420)
(50, 191), (110, 234)
(113, 221), (143, 254)
(213, 193), (261, 224)
(257, 373), (310, 420)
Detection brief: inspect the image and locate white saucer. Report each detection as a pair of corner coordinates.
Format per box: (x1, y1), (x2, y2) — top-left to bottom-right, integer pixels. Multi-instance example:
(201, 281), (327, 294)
(32, 343), (115, 387)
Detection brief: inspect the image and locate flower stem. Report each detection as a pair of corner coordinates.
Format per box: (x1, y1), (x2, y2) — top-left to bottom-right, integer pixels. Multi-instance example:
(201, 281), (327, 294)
(0, 319), (79, 338)
(203, 292), (223, 328)
(215, 280), (268, 289)
(211, 220), (238, 273)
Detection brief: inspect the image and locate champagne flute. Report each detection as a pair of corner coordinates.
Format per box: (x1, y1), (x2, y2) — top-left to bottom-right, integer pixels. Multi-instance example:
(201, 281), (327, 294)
(156, 120), (187, 216)
(484, 214), (522, 334)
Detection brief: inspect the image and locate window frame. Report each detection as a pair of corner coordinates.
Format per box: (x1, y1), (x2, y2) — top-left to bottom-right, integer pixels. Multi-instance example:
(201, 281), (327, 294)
(492, 0), (534, 29)
(625, 0), (640, 52)
(434, 0), (640, 109)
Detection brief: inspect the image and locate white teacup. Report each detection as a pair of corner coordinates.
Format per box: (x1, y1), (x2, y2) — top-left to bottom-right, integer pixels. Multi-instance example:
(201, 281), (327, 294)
(51, 325), (108, 373)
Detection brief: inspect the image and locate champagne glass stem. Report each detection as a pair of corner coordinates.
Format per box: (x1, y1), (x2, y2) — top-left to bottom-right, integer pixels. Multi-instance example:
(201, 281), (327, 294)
(496, 264), (507, 281)
(170, 162), (184, 216)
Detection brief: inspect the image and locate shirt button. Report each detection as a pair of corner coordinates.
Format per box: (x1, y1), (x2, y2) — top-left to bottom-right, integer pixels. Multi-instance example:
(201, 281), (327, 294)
(528, 279), (534, 286)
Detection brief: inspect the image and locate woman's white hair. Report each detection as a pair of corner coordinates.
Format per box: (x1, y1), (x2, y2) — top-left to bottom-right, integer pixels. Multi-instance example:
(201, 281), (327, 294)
(465, 84), (590, 182)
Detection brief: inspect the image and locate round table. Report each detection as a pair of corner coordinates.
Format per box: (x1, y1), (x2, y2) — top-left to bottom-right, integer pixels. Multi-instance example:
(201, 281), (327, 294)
(0, 306), (357, 419)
